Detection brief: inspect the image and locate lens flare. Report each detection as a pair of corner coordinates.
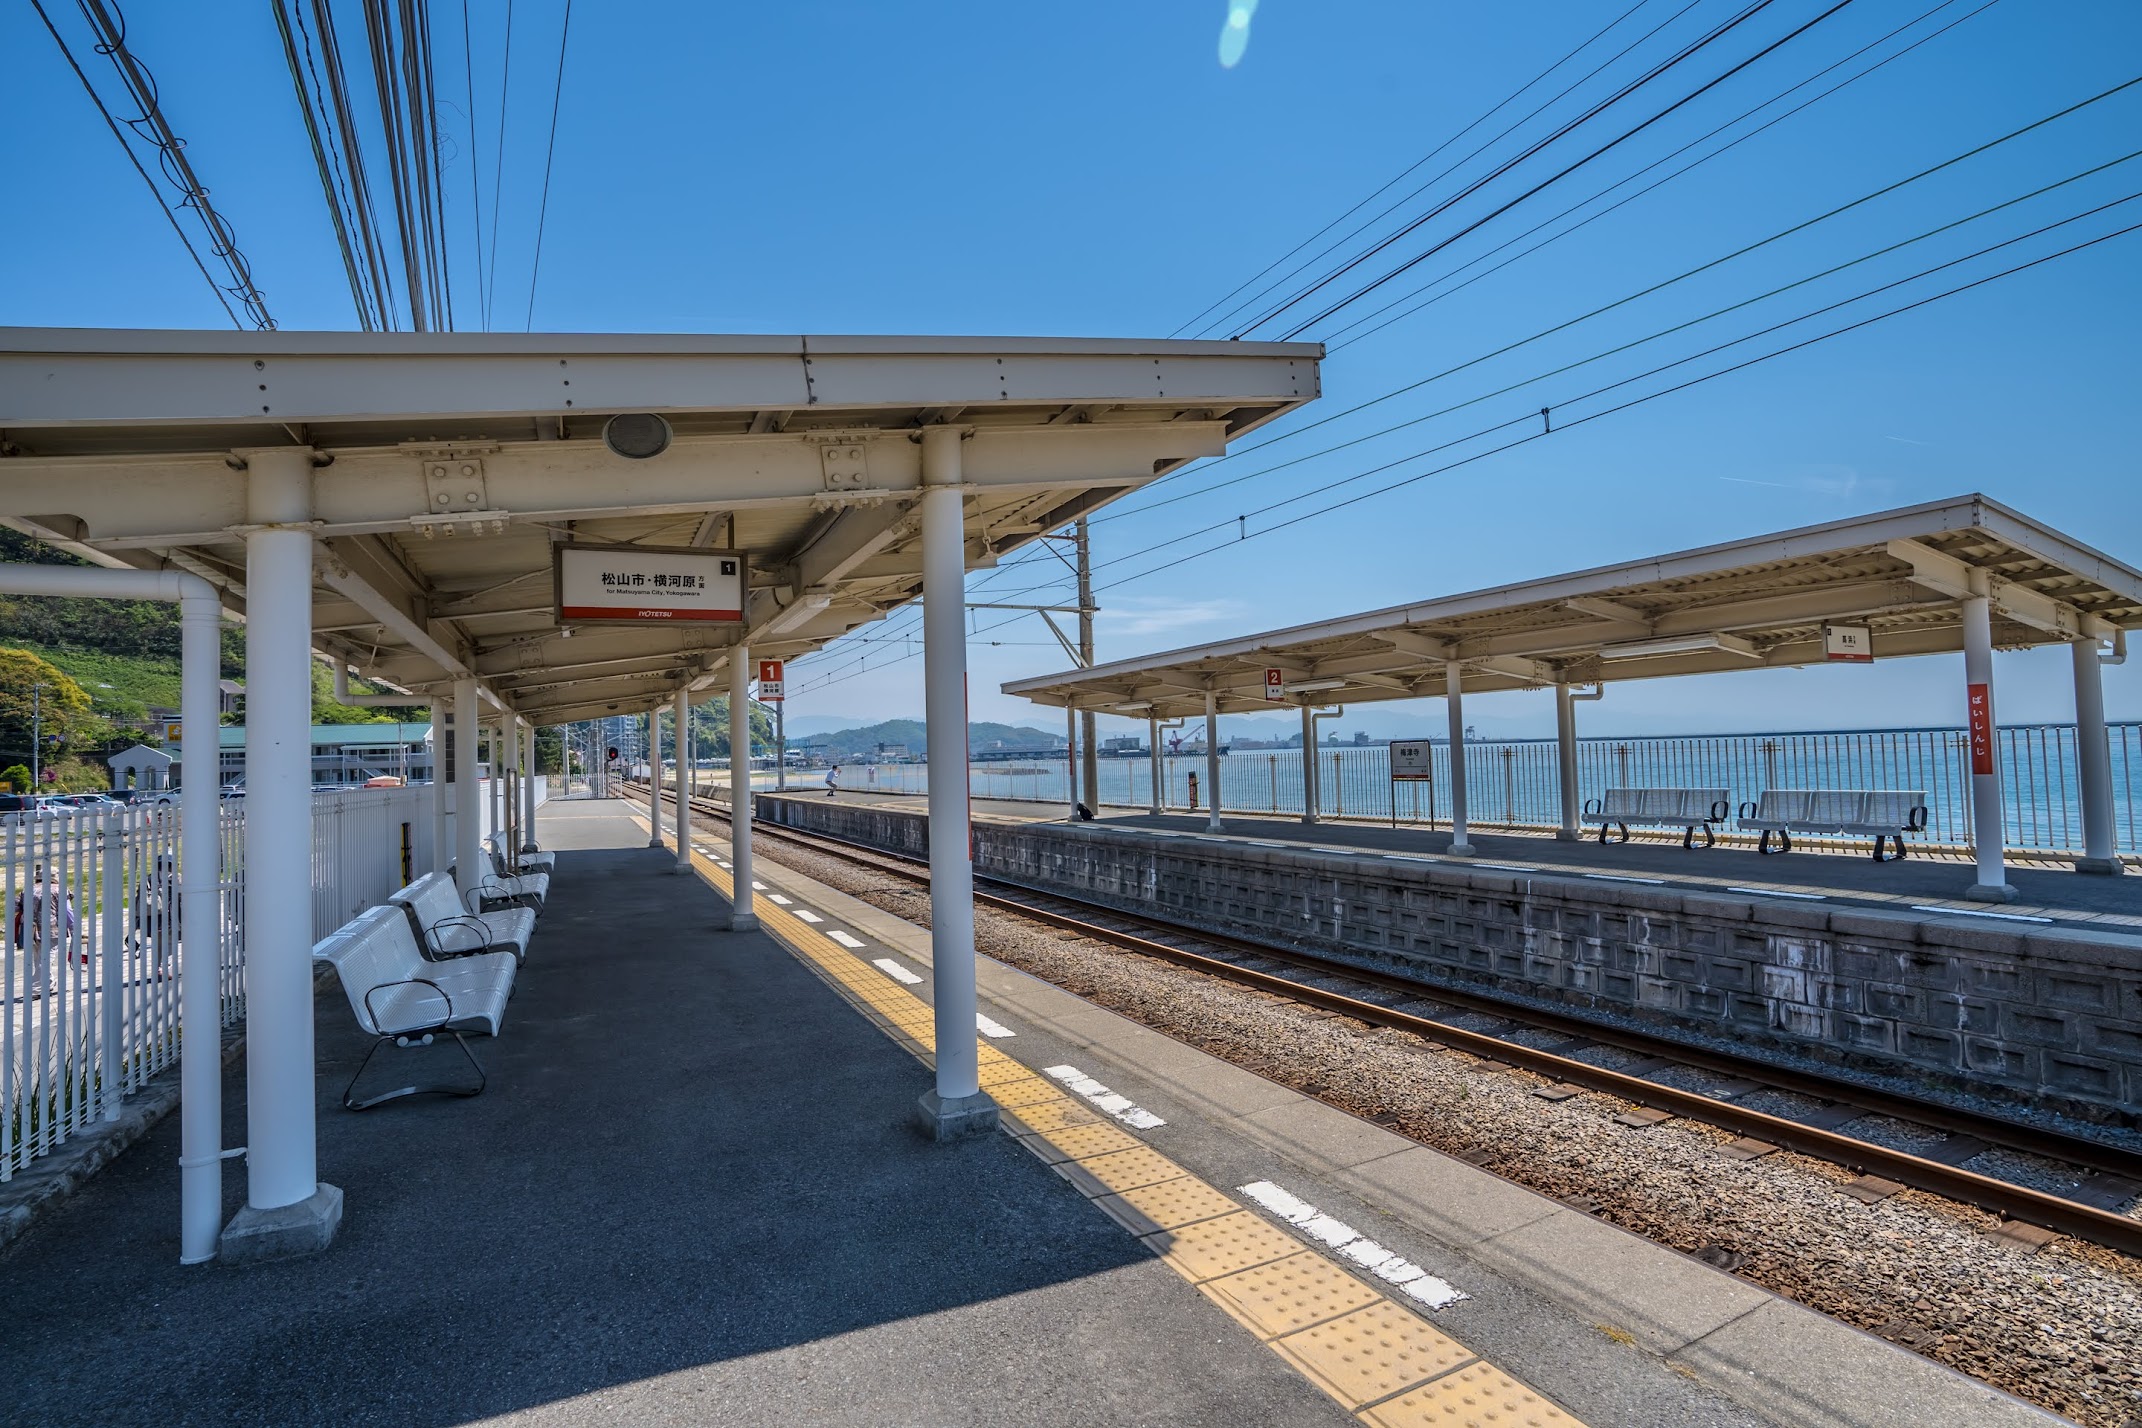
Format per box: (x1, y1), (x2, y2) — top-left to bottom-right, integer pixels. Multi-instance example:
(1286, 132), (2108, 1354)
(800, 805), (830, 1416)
(1218, 0), (1258, 68)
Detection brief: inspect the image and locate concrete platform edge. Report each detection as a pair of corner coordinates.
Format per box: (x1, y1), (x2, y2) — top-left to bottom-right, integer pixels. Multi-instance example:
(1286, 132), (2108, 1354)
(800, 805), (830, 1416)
(733, 824), (2074, 1428)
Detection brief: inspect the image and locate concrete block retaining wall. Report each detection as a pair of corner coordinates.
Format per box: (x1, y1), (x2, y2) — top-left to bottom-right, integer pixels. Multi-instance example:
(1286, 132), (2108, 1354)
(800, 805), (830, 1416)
(760, 795), (2142, 1121)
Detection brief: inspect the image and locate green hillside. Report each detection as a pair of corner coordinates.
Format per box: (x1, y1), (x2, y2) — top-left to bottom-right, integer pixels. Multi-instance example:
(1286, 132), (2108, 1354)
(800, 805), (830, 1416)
(791, 718), (1063, 760)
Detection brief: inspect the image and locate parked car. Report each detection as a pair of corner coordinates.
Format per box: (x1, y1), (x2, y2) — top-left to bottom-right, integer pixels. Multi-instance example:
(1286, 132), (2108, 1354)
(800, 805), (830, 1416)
(0, 793), (35, 814)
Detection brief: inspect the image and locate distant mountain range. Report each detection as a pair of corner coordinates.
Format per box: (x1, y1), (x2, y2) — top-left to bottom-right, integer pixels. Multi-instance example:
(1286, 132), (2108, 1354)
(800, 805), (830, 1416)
(783, 717), (1064, 759)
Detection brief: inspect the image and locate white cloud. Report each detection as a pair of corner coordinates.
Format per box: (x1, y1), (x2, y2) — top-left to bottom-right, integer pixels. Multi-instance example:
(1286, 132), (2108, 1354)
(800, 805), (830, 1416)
(1098, 595), (1247, 640)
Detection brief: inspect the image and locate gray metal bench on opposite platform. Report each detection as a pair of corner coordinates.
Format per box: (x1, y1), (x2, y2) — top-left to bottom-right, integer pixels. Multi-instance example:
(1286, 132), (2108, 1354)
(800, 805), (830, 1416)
(1581, 787), (1730, 848)
(391, 870), (536, 963)
(1737, 788), (1930, 860)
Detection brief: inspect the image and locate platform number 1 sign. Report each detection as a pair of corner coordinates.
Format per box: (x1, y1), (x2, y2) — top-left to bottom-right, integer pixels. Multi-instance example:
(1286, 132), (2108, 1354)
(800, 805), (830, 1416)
(757, 659), (784, 702)
(1264, 668), (1284, 701)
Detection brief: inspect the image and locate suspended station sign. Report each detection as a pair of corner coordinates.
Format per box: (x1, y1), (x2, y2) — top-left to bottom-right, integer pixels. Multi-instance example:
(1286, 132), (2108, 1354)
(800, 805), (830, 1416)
(1264, 668), (1284, 700)
(1388, 740), (1435, 781)
(555, 544), (746, 624)
(1823, 622), (1873, 662)
(757, 659), (785, 701)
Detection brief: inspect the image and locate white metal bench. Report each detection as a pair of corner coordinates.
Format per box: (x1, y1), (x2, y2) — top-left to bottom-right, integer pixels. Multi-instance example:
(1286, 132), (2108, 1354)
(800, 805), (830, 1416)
(489, 831), (555, 874)
(1581, 787), (1730, 849)
(475, 842), (550, 910)
(390, 870), (535, 964)
(314, 904), (517, 1110)
(1736, 789), (1929, 861)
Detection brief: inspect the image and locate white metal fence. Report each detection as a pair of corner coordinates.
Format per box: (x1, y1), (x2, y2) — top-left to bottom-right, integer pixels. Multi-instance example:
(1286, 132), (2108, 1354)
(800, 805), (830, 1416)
(859, 722), (2142, 857)
(3, 783), (439, 1181)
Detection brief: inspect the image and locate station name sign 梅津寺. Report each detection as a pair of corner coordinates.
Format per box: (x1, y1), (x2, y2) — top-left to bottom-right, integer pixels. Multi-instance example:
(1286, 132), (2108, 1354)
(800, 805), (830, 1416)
(555, 544), (746, 623)
(1389, 741), (1434, 781)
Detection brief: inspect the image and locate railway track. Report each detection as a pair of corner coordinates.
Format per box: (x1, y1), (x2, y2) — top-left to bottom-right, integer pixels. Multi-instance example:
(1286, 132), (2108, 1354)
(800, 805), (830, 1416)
(642, 783), (2142, 1258)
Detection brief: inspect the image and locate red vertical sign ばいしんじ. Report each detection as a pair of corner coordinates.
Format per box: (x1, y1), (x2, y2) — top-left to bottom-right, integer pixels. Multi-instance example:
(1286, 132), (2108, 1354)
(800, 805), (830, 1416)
(1966, 682), (1994, 775)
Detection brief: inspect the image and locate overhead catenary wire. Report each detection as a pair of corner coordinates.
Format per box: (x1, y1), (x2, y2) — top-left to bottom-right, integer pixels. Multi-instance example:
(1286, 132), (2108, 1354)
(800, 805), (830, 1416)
(1101, 68), (2138, 530)
(1232, 0), (1790, 338)
(795, 218), (2137, 697)
(523, 0), (574, 331)
(34, 0), (267, 328)
(1176, 0), (1673, 339)
(484, 0), (515, 329)
(461, 0), (487, 331)
(1323, 0), (1994, 352)
(1267, 0), (1860, 340)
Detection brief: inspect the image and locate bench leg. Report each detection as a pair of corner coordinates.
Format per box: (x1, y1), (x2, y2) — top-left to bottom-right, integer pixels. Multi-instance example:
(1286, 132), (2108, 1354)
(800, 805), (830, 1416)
(343, 1031), (487, 1111)
(1687, 822), (1715, 850)
(1757, 829), (1786, 855)
(1871, 835), (1906, 863)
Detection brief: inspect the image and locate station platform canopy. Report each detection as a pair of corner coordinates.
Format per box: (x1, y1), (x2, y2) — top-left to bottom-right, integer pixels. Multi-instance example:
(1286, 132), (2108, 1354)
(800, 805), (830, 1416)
(0, 329), (1321, 723)
(1002, 494), (2142, 719)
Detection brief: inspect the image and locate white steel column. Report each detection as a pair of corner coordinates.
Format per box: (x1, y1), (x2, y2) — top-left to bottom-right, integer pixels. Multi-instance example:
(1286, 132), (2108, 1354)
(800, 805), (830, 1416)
(176, 579), (221, 1263)
(1147, 715), (1162, 815)
(673, 690), (692, 871)
(1301, 701), (1319, 825)
(1064, 707), (1079, 820)
(1446, 662), (1475, 856)
(429, 698), (449, 875)
(2072, 638), (2121, 875)
(1554, 682), (1581, 840)
(520, 720), (538, 850)
(1962, 593), (2012, 900)
(1203, 691), (1222, 832)
(775, 701), (787, 792)
(646, 708), (664, 848)
(917, 425), (994, 1139)
(453, 679), (481, 897)
(728, 653), (757, 931)
(225, 446), (338, 1259)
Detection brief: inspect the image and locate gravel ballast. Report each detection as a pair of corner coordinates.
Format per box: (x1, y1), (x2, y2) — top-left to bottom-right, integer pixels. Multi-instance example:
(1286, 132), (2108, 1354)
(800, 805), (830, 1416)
(756, 830), (2142, 1428)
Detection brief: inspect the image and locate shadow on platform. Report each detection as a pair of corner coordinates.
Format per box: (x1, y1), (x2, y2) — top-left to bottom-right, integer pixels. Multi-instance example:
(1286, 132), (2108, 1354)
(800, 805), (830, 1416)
(0, 820), (1318, 1426)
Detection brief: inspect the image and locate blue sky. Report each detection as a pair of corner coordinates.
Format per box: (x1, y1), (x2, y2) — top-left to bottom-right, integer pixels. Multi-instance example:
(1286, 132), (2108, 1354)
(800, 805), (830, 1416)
(4, 0), (2137, 740)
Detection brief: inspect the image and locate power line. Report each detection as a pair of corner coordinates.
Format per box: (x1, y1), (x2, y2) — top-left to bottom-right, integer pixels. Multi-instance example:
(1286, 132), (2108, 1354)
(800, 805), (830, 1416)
(1233, 0), (1787, 337)
(34, 0), (266, 328)
(1323, 0), (1993, 351)
(461, 0), (486, 330)
(485, 0), (515, 330)
(524, 0), (573, 331)
(1100, 70), (2139, 530)
(1176, 0), (1673, 339)
(1099, 210), (2140, 589)
(1270, 0), (1859, 339)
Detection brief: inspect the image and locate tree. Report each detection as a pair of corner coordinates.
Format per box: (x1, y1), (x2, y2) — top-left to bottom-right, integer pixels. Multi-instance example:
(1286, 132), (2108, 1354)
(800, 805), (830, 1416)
(1, 763), (30, 793)
(0, 647), (101, 773)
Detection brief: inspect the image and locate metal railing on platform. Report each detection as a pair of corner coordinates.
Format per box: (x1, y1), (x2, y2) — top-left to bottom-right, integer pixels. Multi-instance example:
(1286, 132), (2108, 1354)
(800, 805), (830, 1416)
(832, 723), (2142, 859)
(3, 783), (439, 1181)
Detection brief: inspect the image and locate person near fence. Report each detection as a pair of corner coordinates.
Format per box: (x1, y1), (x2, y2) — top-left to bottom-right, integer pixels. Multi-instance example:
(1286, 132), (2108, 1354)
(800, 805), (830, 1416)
(131, 852), (180, 977)
(826, 763), (841, 798)
(11, 864), (78, 999)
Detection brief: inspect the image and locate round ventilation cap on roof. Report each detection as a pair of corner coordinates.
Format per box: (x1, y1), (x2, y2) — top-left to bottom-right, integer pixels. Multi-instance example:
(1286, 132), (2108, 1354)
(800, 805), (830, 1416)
(603, 413), (672, 460)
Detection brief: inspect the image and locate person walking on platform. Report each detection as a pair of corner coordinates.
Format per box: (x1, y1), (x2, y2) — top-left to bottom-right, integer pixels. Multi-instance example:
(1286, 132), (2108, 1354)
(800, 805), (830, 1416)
(826, 763), (841, 798)
(12, 864), (78, 999)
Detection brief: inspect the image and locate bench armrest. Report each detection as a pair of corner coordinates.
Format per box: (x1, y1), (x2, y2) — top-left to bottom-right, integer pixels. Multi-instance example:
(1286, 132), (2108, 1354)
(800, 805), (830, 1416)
(1736, 800), (1757, 819)
(464, 881), (516, 914)
(361, 976), (454, 1035)
(1708, 799), (1730, 822)
(1907, 804), (1929, 832)
(1581, 797), (1602, 816)
(424, 916), (494, 958)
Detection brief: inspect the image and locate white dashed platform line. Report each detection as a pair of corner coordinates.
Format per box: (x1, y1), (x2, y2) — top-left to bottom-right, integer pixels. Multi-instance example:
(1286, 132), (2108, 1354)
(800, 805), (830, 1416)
(827, 930), (866, 949)
(975, 1014), (1017, 1039)
(1727, 886), (1825, 900)
(1238, 1180), (1468, 1310)
(1583, 873), (1665, 885)
(1042, 1064), (1166, 1130)
(1910, 904), (2054, 924)
(872, 957), (923, 985)
(790, 908), (824, 923)
(766, 893), (792, 905)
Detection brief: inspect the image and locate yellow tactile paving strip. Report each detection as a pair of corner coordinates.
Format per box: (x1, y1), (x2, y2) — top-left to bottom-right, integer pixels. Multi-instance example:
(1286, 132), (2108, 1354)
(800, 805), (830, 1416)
(633, 809), (1592, 1427)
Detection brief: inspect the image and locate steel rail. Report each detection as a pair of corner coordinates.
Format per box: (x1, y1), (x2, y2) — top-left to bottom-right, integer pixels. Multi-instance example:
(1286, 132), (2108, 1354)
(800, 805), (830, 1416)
(643, 784), (2142, 1257)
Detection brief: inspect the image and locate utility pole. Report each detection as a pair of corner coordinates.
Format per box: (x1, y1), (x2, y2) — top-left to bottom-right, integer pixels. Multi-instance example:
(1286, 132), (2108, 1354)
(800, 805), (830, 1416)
(31, 683), (43, 789)
(1076, 518), (1098, 810)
